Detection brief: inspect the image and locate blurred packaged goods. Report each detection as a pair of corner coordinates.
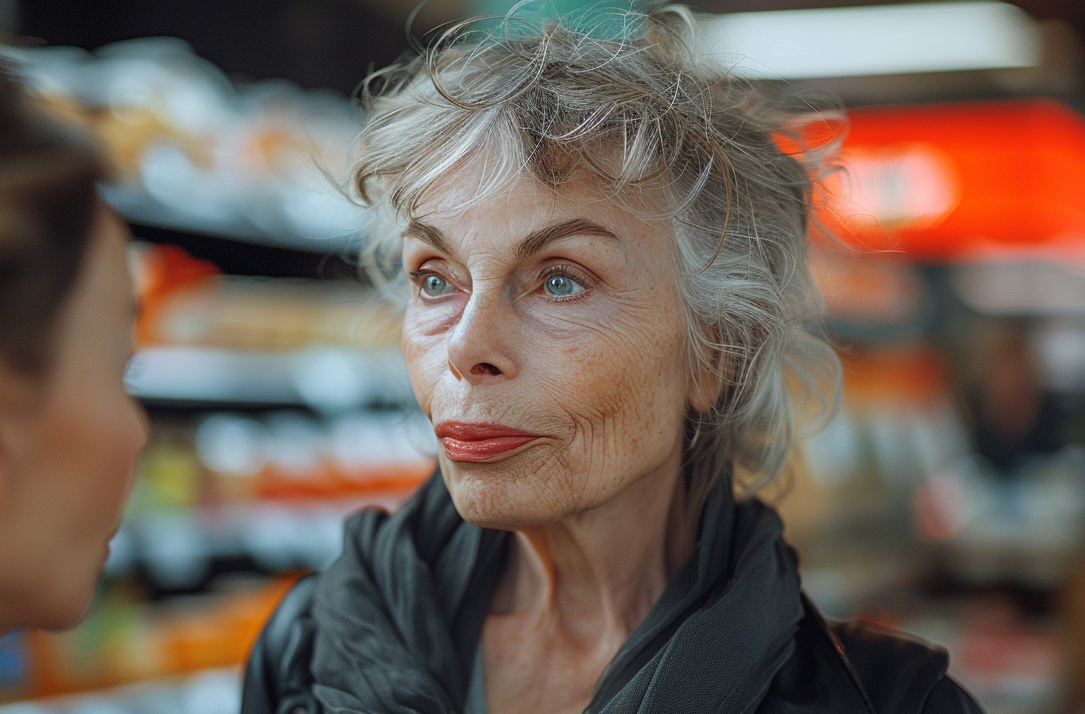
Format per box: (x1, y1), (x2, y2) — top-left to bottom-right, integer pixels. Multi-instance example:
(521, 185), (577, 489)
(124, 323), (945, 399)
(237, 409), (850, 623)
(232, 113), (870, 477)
(778, 334), (1077, 714)
(116, 410), (434, 586)
(0, 576), (289, 705)
(789, 218), (1085, 713)
(780, 344), (965, 612)
(2, 38), (365, 250)
(130, 242), (400, 353)
(125, 242), (412, 410)
(137, 273), (400, 354)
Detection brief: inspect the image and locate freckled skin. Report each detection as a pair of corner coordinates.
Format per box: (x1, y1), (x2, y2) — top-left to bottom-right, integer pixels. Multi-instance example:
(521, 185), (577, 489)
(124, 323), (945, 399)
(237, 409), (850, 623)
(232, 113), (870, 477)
(402, 165), (719, 714)
(404, 185), (690, 527)
(0, 207), (148, 633)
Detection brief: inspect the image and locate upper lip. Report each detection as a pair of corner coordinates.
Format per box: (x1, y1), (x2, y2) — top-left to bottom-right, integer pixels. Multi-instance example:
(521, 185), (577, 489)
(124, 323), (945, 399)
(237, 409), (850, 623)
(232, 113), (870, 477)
(434, 421), (538, 440)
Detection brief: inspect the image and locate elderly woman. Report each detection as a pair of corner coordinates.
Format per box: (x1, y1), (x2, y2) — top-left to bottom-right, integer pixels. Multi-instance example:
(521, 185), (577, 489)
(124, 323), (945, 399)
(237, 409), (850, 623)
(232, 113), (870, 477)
(243, 5), (982, 714)
(0, 61), (147, 632)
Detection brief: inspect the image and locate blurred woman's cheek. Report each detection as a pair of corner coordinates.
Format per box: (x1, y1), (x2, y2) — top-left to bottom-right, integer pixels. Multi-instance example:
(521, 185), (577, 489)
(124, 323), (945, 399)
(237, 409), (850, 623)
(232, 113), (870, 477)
(114, 395), (148, 512)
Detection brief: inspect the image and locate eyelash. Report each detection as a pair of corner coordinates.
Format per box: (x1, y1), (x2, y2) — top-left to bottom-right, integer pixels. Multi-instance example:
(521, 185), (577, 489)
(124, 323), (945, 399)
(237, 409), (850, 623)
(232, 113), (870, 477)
(537, 263), (595, 303)
(407, 264), (596, 302)
(408, 269), (451, 298)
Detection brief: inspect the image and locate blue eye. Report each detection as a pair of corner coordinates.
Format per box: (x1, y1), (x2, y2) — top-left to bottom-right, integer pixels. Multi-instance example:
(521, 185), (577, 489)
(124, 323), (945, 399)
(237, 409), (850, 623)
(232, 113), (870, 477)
(543, 273), (585, 299)
(421, 274), (449, 296)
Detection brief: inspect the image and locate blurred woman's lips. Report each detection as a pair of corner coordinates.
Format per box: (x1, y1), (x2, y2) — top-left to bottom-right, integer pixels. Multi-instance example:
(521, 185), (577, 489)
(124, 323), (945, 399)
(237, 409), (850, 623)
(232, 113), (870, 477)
(435, 422), (540, 462)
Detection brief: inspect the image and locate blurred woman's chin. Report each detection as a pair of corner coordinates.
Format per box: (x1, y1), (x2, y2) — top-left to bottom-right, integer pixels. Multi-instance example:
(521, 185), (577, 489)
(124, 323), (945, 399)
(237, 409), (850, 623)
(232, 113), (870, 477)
(41, 548), (110, 630)
(35, 585), (96, 632)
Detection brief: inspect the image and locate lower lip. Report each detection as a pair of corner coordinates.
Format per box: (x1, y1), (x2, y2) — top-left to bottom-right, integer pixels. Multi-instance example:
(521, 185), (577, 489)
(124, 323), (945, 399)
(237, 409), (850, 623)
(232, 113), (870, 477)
(440, 436), (538, 462)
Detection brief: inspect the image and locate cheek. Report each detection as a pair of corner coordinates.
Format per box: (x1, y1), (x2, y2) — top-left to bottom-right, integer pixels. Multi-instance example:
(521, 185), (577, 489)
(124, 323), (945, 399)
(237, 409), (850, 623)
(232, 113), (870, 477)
(7, 378), (145, 627)
(54, 385), (143, 521)
(40, 354), (144, 491)
(530, 302), (688, 424)
(401, 314), (449, 416)
(104, 399), (145, 502)
(519, 300), (691, 494)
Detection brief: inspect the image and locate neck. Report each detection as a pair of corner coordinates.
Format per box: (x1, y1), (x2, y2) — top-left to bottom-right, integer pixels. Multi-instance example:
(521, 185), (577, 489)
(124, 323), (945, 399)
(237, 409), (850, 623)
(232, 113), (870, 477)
(490, 452), (696, 646)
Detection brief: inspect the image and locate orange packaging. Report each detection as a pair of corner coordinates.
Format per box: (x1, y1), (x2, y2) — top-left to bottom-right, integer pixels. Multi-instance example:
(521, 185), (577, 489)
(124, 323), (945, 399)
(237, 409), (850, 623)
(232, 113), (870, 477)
(19, 575), (301, 700)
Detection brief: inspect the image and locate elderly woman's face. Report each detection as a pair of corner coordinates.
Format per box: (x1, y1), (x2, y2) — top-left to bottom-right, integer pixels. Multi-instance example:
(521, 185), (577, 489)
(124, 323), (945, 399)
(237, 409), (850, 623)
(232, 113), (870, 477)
(401, 166), (700, 528)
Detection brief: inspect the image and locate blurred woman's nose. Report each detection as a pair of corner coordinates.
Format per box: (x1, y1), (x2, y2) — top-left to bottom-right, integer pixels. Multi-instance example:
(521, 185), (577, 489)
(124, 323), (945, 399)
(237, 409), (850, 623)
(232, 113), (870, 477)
(446, 291), (519, 384)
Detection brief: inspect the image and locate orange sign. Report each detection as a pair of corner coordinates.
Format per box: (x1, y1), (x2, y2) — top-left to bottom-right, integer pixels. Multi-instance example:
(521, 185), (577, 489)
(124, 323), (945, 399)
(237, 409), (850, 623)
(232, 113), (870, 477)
(815, 99), (1085, 262)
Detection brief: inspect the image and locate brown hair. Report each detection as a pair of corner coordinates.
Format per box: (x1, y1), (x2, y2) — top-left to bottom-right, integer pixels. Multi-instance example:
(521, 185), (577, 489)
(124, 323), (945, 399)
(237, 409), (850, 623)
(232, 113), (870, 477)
(0, 58), (110, 374)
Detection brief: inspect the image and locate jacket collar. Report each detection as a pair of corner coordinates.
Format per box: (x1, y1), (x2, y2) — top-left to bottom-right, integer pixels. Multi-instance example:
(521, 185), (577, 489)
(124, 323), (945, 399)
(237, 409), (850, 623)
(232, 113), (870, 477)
(589, 477), (806, 713)
(310, 471), (810, 714)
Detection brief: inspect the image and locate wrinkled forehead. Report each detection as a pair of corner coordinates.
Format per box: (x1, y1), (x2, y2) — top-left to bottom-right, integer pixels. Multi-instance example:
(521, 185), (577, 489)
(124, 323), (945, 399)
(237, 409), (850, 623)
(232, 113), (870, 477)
(405, 141), (670, 231)
(403, 152), (678, 272)
(413, 152), (567, 222)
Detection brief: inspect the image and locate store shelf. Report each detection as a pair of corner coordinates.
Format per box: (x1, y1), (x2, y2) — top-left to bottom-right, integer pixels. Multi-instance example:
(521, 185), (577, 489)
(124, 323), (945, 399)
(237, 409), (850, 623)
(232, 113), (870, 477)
(6, 39), (368, 256)
(102, 183), (363, 255)
(125, 346), (414, 410)
(127, 222), (359, 280)
(106, 494), (415, 589)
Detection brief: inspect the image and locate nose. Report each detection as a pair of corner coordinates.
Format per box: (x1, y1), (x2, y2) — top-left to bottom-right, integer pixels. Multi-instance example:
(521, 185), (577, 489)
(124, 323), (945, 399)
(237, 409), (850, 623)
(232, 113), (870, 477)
(446, 291), (519, 384)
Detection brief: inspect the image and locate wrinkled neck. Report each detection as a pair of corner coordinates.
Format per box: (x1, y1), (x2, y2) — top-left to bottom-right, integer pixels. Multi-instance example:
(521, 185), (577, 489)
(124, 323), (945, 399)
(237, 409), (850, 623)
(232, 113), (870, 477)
(489, 457), (696, 645)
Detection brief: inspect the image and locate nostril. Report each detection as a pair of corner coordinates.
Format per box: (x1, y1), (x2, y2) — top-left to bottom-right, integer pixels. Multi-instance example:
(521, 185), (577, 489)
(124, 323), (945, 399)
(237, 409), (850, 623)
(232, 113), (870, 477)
(470, 362), (501, 376)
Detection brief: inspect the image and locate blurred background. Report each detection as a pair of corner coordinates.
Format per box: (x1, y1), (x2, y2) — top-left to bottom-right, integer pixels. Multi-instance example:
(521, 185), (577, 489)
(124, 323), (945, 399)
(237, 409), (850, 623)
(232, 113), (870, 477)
(3, 0), (1085, 713)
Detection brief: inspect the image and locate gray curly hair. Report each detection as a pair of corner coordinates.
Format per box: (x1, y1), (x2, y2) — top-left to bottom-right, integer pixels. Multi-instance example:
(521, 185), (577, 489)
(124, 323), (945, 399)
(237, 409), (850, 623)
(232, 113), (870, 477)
(350, 2), (841, 508)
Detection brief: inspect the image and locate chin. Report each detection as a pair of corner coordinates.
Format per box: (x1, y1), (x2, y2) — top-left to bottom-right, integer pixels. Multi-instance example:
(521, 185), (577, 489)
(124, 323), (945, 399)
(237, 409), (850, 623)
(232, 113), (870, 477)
(33, 591), (95, 631)
(443, 461), (571, 531)
(35, 560), (104, 631)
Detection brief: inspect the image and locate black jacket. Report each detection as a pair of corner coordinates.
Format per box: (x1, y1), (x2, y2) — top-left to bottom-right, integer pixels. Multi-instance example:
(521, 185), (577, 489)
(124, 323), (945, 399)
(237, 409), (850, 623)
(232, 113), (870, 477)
(241, 474), (983, 714)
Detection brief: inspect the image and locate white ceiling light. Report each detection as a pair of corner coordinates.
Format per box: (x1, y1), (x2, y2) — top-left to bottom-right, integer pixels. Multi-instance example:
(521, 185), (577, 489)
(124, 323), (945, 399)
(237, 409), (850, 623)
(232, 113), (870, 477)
(702, 2), (1042, 80)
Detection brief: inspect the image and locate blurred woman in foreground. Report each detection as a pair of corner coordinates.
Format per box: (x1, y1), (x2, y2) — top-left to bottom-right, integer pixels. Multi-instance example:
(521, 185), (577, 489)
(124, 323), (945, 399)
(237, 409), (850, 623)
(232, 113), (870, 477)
(0, 60), (147, 632)
(245, 4), (983, 713)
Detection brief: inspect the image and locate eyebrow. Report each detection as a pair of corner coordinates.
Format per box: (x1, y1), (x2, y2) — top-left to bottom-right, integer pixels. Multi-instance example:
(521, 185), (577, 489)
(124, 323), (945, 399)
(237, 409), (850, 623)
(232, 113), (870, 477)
(403, 220), (452, 254)
(404, 217), (619, 260)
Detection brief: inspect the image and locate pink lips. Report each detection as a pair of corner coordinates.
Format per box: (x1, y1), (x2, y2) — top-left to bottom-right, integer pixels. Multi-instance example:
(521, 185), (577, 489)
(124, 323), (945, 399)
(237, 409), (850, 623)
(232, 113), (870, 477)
(435, 422), (539, 462)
